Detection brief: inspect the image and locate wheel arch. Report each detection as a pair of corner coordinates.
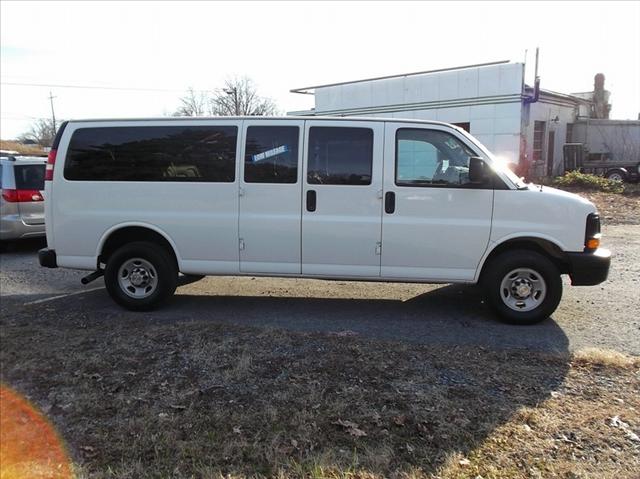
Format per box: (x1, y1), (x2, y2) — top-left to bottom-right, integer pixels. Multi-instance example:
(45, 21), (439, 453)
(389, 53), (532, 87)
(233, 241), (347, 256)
(97, 223), (181, 270)
(476, 235), (569, 283)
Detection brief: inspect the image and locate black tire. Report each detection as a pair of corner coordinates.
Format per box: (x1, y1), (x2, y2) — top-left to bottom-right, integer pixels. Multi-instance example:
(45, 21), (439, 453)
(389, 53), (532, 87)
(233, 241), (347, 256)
(104, 241), (178, 311)
(481, 249), (562, 325)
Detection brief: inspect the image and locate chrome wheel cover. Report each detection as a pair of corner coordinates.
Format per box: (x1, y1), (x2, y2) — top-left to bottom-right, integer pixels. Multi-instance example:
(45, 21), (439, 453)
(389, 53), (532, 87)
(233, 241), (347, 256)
(499, 268), (547, 312)
(117, 258), (158, 299)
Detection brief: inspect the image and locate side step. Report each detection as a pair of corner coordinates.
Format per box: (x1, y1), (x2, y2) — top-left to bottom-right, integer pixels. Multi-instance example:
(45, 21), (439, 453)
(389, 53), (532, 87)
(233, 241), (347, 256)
(81, 270), (104, 285)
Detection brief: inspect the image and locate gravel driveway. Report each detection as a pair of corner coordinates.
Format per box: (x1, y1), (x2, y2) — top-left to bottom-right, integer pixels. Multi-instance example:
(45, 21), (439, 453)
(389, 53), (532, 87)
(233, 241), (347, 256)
(2, 224), (638, 355)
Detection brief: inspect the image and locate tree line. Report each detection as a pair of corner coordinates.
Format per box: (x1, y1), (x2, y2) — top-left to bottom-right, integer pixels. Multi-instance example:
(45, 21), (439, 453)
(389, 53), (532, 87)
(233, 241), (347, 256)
(17, 76), (279, 146)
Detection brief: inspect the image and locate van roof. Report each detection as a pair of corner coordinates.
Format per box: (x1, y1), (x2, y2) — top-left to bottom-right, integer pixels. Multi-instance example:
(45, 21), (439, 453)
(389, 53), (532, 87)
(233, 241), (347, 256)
(65, 116), (457, 127)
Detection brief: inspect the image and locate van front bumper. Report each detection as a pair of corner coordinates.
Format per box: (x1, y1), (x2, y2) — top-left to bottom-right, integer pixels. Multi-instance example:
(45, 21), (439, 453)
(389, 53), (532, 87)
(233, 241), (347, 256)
(38, 248), (58, 268)
(566, 248), (611, 286)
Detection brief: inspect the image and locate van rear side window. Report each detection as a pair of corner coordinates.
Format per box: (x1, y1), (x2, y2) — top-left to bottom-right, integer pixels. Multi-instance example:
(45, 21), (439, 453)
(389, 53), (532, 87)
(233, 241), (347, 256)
(244, 126), (299, 183)
(307, 127), (373, 185)
(64, 126), (237, 182)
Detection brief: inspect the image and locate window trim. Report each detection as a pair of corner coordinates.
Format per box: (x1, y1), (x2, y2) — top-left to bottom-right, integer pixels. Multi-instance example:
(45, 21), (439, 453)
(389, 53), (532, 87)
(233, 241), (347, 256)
(394, 127), (497, 190)
(306, 126), (374, 186)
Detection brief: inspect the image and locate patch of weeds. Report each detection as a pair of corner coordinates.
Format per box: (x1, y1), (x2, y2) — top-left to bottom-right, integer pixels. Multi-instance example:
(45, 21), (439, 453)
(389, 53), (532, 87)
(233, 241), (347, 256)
(553, 170), (625, 193)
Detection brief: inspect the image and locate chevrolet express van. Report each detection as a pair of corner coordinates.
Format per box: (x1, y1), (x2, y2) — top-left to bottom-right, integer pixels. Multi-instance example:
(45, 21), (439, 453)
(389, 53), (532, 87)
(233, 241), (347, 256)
(39, 117), (611, 324)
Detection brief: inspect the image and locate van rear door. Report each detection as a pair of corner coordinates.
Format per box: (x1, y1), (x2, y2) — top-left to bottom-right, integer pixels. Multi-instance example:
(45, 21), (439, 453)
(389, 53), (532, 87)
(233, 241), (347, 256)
(301, 120), (384, 277)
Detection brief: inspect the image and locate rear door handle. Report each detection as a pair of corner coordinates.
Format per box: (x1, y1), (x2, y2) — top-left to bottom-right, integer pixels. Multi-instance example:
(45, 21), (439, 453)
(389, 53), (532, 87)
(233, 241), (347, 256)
(306, 190), (317, 212)
(385, 191), (396, 214)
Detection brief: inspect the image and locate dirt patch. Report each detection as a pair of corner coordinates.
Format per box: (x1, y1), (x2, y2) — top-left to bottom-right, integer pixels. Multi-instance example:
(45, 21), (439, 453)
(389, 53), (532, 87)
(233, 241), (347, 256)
(1, 304), (638, 478)
(556, 187), (640, 225)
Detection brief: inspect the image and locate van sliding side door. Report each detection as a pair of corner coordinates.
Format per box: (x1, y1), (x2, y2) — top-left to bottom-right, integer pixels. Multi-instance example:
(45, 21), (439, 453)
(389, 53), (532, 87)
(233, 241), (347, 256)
(301, 120), (384, 277)
(238, 119), (305, 274)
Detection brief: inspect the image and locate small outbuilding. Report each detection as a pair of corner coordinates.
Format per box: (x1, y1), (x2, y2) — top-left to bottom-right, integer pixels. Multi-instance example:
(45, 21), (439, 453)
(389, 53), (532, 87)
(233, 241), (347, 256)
(290, 61), (616, 179)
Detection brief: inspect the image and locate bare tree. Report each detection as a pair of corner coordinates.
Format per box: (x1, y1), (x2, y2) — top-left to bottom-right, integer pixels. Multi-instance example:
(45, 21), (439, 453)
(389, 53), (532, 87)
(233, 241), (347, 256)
(210, 77), (279, 116)
(18, 118), (57, 147)
(172, 87), (210, 117)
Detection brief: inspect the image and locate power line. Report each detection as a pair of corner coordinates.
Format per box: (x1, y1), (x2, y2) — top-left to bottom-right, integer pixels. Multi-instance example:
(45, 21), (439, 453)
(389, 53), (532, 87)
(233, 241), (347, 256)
(1, 81), (197, 93)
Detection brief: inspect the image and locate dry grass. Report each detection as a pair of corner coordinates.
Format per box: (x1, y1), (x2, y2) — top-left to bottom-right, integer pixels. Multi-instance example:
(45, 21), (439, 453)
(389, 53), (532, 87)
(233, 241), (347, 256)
(0, 140), (46, 156)
(1, 302), (639, 478)
(573, 347), (640, 369)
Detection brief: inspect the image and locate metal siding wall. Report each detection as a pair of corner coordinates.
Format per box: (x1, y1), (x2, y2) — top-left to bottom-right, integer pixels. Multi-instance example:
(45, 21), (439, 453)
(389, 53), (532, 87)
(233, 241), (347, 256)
(311, 63), (525, 163)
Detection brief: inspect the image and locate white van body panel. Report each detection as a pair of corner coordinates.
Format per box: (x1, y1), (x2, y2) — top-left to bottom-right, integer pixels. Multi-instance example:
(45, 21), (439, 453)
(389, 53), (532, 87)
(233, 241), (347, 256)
(381, 122), (494, 281)
(46, 116), (599, 286)
(301, 120), (385, 277)
(491, 186), (595, 252)
(51, 119), (243, 274)
(239, 119), (304, 275)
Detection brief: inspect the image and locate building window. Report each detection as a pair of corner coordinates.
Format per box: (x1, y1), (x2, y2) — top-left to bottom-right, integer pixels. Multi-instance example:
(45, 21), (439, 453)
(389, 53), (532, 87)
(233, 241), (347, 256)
(565, 123), (574, 144)
(307, 127), (373, 185)
(533, 121), (546, 164)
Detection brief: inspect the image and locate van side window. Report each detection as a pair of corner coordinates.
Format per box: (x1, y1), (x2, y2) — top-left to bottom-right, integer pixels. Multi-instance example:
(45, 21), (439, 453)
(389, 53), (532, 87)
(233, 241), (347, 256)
(396, 129), (478, 187)
(307, 127), (373, 185)
(244, 126), (299, 183)
(64, 126), (237, 182)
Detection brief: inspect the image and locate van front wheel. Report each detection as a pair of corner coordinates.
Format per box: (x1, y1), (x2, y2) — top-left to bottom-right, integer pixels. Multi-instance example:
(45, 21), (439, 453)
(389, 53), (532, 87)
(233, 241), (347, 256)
(482, 250), (562, 325)
(104, 241), (177, 311)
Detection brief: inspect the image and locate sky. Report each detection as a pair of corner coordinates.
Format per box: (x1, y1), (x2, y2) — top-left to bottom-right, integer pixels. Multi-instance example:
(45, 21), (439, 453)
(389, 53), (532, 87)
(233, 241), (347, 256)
(1, 0), (639, 139)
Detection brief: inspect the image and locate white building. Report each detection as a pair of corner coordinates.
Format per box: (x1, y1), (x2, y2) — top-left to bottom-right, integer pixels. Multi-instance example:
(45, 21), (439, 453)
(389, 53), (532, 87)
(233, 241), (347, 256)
(289, 61), (592, 178)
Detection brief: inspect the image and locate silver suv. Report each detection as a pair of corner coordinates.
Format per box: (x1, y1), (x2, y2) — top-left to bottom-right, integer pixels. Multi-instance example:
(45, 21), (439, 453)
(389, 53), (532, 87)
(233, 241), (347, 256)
(1, 154), (47, 242)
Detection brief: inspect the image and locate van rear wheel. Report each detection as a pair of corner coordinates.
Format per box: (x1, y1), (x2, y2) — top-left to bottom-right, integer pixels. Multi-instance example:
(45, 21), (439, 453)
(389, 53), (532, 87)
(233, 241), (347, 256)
(104, 241), (177, 311)
(482, 250), (562, 325)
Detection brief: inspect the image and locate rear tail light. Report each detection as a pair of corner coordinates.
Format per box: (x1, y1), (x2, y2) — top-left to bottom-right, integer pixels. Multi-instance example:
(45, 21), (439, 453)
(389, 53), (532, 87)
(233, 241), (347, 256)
(584, 213), (601, 251)
(2, 189), (44, 202)
(45, 149), (57, 181)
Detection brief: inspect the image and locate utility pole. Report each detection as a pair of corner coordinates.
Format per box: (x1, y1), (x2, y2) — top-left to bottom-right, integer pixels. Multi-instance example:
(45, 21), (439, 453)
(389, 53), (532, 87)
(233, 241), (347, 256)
(224, 87), (238, 115)
(48, 91), (57, 134)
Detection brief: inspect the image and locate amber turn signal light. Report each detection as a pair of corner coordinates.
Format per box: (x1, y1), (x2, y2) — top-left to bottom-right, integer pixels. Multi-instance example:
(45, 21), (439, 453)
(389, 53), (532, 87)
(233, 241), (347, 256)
(586, 238), (600, 250)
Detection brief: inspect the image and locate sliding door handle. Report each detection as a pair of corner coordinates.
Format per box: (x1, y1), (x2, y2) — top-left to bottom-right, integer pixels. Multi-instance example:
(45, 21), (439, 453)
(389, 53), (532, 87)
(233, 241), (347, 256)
(306, 190), (317, 212)
(384, 191), (396, 214)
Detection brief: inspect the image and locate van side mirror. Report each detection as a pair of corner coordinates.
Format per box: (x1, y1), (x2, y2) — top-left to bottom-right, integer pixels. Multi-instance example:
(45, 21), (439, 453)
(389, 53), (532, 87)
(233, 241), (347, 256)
(468, 156), (490, 184)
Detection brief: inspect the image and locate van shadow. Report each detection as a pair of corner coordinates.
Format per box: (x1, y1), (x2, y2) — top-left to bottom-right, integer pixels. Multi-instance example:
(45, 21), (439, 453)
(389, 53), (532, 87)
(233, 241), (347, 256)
(6, 281), (570, 475)
(135, 286), (569, 474)
(63, 286), (569, 473)
(164, 283), (569, 353)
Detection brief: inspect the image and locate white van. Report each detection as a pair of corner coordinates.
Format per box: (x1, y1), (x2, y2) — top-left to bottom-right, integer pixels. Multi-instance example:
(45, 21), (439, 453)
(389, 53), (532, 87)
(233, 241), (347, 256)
(39, 117), (610, 324)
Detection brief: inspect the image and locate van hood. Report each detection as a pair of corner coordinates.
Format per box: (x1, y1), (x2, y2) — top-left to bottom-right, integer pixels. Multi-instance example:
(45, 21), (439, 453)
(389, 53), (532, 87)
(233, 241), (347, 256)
(526, 184), (597, 212)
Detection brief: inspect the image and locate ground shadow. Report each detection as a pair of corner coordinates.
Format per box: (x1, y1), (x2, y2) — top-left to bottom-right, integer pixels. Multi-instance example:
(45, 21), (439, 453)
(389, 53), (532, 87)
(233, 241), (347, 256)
(158, 285), (570, 352)
(1, 280), (570, 476)
(0, 237), (46, 254)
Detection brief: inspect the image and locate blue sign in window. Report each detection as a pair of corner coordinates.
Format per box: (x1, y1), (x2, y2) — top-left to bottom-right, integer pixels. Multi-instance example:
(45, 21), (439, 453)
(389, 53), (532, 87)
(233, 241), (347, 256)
(251, 144), (289, 163)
